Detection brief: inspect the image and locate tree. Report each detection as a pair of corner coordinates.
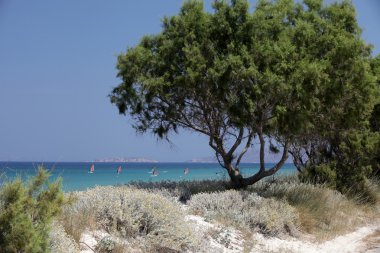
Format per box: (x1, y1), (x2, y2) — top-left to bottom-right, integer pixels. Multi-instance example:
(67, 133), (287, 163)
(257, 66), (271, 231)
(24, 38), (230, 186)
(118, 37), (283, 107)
(286, 0), (377, 172)
(370, 55), (380, 176)
(110, 0), (377, 188)
(370, 55), (380, 133)
(0, 167), (65, 253)
(289, 0), (379, 198)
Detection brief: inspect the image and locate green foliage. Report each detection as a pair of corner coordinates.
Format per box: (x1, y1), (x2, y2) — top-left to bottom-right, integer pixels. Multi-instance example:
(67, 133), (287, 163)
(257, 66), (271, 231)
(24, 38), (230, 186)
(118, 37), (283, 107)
(299, 163), (337, 187)
(371, 104), (380, 133)
(369, 55), (380, 176)
(285, 0), (378, 198)
(333, 131), (380, 203)
(108, 0), (380, 198)
(110, 0), (378, 188)
(298, 131), (380, 203)
(0, 167), (65, 253)
(372, 136), (380, 176)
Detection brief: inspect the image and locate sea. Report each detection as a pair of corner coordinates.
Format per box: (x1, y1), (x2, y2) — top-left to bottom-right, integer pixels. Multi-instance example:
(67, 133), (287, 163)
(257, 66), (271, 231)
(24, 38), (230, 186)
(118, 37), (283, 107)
(0, 162), (296, 192)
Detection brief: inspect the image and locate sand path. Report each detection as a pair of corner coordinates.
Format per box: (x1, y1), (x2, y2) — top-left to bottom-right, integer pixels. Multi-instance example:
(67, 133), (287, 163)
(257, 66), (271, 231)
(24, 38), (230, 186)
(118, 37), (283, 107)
(187, 215), (380, 253)
(79, 215), (380, 253)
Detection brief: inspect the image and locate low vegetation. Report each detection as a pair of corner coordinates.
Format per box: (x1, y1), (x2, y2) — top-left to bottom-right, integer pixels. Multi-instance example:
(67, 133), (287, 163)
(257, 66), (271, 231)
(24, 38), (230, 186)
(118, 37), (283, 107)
(249, 179), (379, 240)
(128, 179), (230, 203)
(0, 169), (379, 252)
(49, 221), (79, 253)
(0, 167), (65, 253)
(55, 176), (378, 252)
(188, 190), (299, 236)
(60, 186), (199, 252)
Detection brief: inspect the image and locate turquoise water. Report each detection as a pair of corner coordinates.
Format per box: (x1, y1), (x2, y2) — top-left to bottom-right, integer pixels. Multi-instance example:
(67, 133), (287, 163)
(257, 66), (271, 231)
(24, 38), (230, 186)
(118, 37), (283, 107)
(0, 162), (296, 191)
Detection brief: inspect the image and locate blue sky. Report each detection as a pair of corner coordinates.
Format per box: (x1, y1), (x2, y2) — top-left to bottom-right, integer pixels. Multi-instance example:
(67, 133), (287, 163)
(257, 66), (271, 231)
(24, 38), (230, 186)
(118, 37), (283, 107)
(0, 0), (379, 162)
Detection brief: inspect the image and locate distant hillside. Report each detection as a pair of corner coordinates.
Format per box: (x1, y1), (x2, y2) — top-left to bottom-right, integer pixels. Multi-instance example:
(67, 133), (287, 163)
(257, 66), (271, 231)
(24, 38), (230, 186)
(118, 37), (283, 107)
(187, 148), (293, 164)
(94, 157), (159, 163)
(185, 157), (217, 163)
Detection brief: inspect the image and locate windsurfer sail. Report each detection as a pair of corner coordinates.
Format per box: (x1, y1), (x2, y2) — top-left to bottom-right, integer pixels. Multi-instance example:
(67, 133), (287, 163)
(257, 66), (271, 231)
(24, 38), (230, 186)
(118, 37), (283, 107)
(184, 168), (189, 175)
(151, 168), (159, 176)
(117, 166), (122, 175)
(89, 164), (94, 173)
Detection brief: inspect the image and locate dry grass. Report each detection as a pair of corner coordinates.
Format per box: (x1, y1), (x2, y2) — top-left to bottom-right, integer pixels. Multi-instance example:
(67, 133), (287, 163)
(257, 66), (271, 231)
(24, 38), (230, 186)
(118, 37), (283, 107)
(59, 193), (98, 244)
(249, 179), (379, 240)
(49, 221), (79, 253)
(362, 229), (380, 251)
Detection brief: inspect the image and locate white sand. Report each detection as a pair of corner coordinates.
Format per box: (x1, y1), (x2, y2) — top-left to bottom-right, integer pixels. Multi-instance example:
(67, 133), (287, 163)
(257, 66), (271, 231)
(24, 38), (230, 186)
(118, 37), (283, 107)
(79, 214), (380, 253)
(186, 214), (380, 253)
(186, 214), (244, 253)
(79, 230), (110, 253)
(251, 222), (380, 253)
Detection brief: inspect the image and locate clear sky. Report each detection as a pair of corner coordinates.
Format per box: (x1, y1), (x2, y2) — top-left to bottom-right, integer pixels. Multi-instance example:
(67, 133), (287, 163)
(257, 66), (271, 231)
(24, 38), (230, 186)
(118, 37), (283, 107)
(0, 0), (379, 162)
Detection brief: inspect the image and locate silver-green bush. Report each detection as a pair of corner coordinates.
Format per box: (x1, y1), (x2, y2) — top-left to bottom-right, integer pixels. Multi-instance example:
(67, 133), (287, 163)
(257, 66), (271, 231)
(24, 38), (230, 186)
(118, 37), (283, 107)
(49, 221), (79, 253)
(128, 179), (229, 203)
(188, 190), (299, 236)
(63, 186), (198, 252)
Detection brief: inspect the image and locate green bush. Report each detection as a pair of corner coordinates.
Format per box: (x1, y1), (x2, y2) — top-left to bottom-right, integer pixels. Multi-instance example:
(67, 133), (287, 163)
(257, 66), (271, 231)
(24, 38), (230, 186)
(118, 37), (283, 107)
(299, 163), (337, 187)
(128, 179), (230, 203)
(0, 167), (65, 253)
(297, 131), (380, 204)
(334, 132), (379, 203)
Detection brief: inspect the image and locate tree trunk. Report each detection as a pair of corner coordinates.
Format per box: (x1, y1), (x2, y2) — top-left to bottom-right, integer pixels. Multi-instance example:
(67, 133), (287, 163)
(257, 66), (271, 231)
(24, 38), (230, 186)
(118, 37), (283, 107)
(227, 166), (245, 189)
(225, 142), (289, 189)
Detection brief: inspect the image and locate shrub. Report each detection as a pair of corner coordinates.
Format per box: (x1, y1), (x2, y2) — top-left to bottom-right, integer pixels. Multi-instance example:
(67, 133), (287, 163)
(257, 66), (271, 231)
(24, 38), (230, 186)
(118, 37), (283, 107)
(128, 179), (230, 203)
(0, 167), (65, 253)
(95, 236), (116, 253)
(297, 131), (380, 204)
(188, 190), (299, 236)
(60, 192), (98, 244)
(249, 181), (371, 240)
(299, 163), (337, 187)
(62, 186), (199, 252)
(333, 131), (380, 204)
(49, 221), (79, 253)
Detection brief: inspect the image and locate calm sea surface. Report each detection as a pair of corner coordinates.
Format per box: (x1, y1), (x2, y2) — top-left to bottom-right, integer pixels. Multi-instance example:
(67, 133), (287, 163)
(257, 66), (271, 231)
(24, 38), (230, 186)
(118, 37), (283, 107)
(0, 162), (296, 192)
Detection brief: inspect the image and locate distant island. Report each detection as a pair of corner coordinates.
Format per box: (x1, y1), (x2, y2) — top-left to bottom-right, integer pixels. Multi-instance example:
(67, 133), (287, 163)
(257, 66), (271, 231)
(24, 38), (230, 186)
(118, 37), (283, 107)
(185, 157), (217, 163)
(94, 157), (159, 163)
(187, 151), (293, 164)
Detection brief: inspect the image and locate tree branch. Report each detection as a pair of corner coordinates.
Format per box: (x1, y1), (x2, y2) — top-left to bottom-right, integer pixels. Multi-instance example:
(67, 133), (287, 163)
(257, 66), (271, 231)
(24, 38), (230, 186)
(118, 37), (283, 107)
(235, 130), (254, 167)
(242, 141), (289, 185)
(257, 124), (266, 173)
(227, 128), (245, 157)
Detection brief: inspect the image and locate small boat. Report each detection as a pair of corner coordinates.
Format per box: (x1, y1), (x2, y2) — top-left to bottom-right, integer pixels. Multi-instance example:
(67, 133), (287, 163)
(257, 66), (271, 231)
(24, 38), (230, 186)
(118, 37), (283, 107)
(89, 164), (94, 173)
(184, 168), (189, 175)
(117, 166), (122, 175)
